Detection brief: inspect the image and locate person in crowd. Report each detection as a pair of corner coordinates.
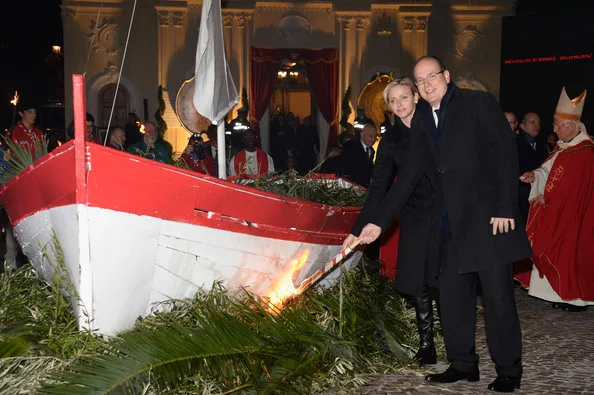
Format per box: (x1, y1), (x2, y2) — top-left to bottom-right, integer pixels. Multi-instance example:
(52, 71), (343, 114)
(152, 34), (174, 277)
(343, 77), (439, 366)
(354, 56), (531, 393)
(10, 103), (45, 157)
(516, 87), (593, 312)
(204, 124), (231, 177)
(270, 112), (291, 172)
(85, 113), (102, 144)
(337, 122), (377, 187)
(228, 107), (250, 153)
(294, 115), (319, 175)
(228, 129), (274, 177)
(126, 121), (170, 163)
(180, 133), (216, 175)
(107, 126), (126, 151)
(124, 112), (143, 149)
(545, 130), (558, 153)
(319, 129), (355, 175)
(380, 109), (395, 135)
(516, 112), (549, 223)
(504, 111), (519, 135)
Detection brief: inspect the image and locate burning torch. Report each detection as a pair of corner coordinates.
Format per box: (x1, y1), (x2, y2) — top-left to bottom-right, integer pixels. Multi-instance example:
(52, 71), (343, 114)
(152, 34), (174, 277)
(9, 91), (19, 135)
(295, 238), (361, 295)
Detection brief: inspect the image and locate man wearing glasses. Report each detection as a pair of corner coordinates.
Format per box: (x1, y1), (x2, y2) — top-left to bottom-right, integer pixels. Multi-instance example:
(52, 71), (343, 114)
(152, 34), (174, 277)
(355, 55), (531, 393)
(517, 87), (593, 313)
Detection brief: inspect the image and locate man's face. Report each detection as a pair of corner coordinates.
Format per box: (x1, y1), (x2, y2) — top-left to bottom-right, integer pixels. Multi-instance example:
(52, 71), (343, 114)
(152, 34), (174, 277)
(85, 120), (94, 137)
(361, 125), (378, 147)
(553, 117), (578, 142)
(19, 109), (37, 126)
(113, 129), (126, 146)
(520, 113), (540, 137)
(242, 131), (257, 151)
(144, 124), (158, 144)
(413, 58), (450, 108)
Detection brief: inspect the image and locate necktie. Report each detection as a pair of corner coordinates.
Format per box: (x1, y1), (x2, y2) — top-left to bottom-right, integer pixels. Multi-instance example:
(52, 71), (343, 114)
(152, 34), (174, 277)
(434, 108), (440, 127)
(366, 146), (374, 161)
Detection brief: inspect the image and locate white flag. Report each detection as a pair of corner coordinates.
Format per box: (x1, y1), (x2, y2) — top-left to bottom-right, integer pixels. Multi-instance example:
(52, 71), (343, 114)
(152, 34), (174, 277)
(192, 0), (238, 125)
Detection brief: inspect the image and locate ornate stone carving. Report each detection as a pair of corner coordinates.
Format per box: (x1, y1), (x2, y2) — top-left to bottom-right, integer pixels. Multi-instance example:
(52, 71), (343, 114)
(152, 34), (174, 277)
(234, 13), (252, 28)
(277, 14), (311, 45)
(357, 72), (395, 128)
(455, 25), (484, 59)
(337, 16), (355, 31)
(172, 11), (185, 27)
(403, 16), (414, 32)
(355, 17), (370, 31)
(222, 13), (234, 28)
(88, 18), (123, 55)
(416, 16), (427, 32)
(157, 11), (170, 27)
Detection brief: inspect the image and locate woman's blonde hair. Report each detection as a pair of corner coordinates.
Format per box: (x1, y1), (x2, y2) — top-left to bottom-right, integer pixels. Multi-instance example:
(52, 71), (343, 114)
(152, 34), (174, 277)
(382, 77), (419, 106)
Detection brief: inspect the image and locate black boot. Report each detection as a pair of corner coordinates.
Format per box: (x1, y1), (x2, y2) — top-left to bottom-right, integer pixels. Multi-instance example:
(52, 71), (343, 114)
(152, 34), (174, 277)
(413, 285), (437, 365)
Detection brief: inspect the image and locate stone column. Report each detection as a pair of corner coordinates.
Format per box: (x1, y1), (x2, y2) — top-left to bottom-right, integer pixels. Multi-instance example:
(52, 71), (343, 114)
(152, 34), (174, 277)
(398, 5), (431, 75)
(336, 13), (370, 125)
(222, 10), (253, 121)
(155, 4), (189, 154)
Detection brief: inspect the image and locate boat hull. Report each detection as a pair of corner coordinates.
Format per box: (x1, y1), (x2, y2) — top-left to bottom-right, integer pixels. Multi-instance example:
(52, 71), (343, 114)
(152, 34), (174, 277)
(2, 141), (364, 335)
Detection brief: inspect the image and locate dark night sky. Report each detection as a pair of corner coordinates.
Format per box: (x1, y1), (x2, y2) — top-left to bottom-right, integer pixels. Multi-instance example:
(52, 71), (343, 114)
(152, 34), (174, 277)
(0, 0), (63, 129)
(0, 0), (592, 130)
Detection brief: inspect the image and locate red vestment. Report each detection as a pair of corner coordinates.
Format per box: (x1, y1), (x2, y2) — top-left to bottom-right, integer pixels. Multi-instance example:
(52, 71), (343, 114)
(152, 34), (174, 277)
(515, 140), (594, 300)
(10, 121), (44, 157)
(181, 152), (216, 175)
(233, 148), (269, 175)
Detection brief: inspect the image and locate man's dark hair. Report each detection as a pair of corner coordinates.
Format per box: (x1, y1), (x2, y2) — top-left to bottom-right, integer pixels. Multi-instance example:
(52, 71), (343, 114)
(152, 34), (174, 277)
(86, 113), (95, 124)
(414, 55), (447, 71)
(18, 103), (37, 112)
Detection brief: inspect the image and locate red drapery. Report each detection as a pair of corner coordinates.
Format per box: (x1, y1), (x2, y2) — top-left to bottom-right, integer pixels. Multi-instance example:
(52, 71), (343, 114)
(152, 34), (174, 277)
(249, 47), (339, 153)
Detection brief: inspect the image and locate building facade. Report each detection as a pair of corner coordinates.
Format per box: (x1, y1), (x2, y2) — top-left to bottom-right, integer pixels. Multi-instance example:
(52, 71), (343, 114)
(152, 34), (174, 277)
(62, 0), (513, 154)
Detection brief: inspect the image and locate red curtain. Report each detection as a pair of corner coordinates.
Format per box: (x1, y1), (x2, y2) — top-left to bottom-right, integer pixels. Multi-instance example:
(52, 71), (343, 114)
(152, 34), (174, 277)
(302, 49), (339, 153)
(249, 47), (339, 153)
(249, 47), (282, 138)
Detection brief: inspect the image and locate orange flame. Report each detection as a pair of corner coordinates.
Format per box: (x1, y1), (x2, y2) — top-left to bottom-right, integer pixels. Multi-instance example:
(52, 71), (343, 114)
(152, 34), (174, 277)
(266, 249), (310, 311)
(137, 121), (145, 134)
(10, 91), (19, 106)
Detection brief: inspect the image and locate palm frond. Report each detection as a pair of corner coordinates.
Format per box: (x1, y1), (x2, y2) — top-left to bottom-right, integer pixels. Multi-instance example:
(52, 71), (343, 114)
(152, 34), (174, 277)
(0, 135), (49, 184)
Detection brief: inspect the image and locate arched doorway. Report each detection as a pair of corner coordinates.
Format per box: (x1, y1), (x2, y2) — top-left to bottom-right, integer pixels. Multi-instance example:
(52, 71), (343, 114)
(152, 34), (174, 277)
(268, 60), (317, 173)
(249, 47), (339, 163)
(98, 83), (130, 129)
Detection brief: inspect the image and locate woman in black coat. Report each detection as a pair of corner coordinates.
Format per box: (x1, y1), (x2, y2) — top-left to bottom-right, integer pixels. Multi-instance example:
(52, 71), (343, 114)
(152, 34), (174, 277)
(343, 77), (439, 365)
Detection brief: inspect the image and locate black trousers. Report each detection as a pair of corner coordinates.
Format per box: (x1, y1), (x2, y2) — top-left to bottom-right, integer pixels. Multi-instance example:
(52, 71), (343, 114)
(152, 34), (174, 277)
(438, 235), (522, 378)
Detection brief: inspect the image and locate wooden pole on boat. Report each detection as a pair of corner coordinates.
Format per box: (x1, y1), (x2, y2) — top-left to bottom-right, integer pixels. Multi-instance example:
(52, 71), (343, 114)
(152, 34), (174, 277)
(295, 238), (361, 295)
(72, 74), (87, 193)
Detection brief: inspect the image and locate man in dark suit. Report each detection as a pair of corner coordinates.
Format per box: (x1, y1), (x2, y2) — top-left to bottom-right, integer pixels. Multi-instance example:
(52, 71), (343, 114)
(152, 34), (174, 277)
(516, 112), (549, 223)
(356, 56), (532, 393)
(337, 123), (377, 187)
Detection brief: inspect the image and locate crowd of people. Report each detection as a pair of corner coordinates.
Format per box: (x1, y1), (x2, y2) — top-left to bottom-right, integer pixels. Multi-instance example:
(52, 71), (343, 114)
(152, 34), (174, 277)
(1, 53), (592, 394)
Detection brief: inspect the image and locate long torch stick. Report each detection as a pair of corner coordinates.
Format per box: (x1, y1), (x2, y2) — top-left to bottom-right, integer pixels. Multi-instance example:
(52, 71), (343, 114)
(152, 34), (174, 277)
(295, 238), (361, 295)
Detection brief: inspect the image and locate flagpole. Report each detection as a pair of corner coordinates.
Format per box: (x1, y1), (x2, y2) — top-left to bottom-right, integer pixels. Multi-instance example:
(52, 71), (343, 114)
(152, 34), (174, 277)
(216, 122), (226, 178)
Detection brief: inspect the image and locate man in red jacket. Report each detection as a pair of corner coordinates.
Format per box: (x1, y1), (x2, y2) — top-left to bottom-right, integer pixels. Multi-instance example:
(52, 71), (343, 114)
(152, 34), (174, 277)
(10, 103), (45, 157)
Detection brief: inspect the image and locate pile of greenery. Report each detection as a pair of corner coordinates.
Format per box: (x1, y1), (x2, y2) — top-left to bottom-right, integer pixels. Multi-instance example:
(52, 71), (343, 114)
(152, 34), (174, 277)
(0, 253), (442, 394)
(236, 170), (368, 207)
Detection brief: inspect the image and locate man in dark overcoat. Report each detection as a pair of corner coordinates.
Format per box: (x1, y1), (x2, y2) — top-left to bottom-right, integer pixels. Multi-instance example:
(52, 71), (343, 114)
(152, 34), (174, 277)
(356, 56), (533, 393)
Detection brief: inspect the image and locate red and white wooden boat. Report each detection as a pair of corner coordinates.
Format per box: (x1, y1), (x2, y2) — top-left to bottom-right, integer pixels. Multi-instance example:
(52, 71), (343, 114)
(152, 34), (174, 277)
(0, 78), (363, 336)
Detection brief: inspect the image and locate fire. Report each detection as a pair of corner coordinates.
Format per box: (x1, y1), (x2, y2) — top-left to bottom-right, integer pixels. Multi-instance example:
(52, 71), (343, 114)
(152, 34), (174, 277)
(267, 249), (310, 311)
(10, 91), (19, 106)
(137, 121), (145, 134)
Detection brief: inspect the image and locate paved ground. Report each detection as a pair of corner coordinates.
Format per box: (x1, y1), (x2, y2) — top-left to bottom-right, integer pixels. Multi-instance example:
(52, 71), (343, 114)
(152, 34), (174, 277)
(351, 286), (594, 395)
